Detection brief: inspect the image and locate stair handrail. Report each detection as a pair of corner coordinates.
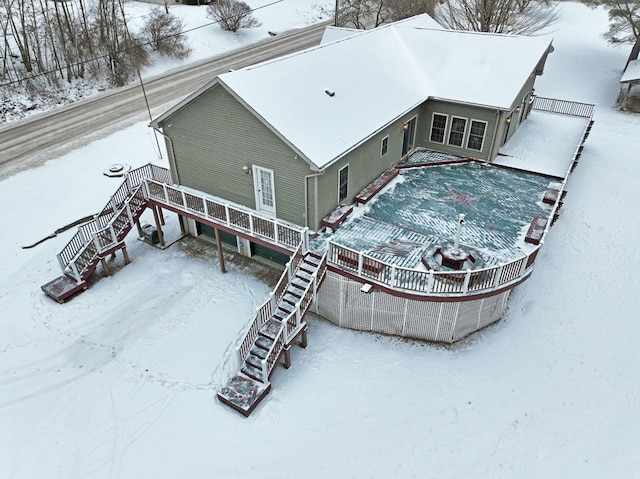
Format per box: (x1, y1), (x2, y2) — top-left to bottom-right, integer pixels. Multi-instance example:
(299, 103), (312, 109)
(56, 164), (170, 280)
(281, 252), (327, 344)
(63, 185), (145, 281)
(235, 251), (296, 367)
(259, 323), (287, 382)
(234, 240), (317, 368)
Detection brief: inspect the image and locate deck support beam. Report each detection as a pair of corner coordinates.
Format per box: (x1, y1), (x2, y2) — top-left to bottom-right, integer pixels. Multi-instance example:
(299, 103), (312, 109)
(300, 329), (308, 348)
(152, 206), (166, 247)
(214, 227), (226, 273)
(178, 214), (186, 234)
(122, 245), (130, 265)
(101, 258), (111, 276)
(135, 218), (143, 237)
(283, 348), (291, 369)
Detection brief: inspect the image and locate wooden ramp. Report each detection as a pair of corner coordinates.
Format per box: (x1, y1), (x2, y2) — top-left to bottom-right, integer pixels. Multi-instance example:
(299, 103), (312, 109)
(218, 251), (327, 416)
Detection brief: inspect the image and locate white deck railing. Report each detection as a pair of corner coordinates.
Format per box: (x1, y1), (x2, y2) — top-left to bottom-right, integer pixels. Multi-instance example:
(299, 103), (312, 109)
(235, 248), (328, 376)
(144, 179), (308, 252)
(56, 164), (170, 282)
(327, 240), (541, 298)
(532, 96), (596, 118)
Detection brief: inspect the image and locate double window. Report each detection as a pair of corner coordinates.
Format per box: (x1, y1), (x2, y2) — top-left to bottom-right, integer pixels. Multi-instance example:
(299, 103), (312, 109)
(429, 113), (487, 152)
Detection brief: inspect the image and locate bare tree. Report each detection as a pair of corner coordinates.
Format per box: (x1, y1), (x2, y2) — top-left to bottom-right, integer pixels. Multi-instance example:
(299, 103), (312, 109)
(141, 8), (190, 58)
(336, 0), (387, 28)
(387, 0), (438, 22)
(434, 0), (558, 35)
(584, 0), (640, 43)
(207, 0), (261, 32)
(336, 0), (438, 29)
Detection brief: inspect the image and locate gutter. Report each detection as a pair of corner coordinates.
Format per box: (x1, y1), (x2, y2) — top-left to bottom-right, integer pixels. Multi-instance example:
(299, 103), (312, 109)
(489, 109), (501, 161)
(151, 126), (179, 184)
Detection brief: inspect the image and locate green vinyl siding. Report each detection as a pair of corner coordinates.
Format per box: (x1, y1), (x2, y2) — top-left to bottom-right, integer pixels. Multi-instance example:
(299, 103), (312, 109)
(161, 84), (313, 227)
(197, 222), (236, 245)
(314, 109), (420, 229)
(251, 243), (290, 266)
(419, 100), (498, 161)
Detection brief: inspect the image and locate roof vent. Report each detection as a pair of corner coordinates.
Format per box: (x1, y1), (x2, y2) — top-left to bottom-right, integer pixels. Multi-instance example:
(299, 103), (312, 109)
(324, 89), (335, 97)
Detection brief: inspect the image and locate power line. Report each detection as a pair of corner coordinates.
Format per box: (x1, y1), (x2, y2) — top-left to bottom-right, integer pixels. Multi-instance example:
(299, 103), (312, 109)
(0, 0), (285, 87)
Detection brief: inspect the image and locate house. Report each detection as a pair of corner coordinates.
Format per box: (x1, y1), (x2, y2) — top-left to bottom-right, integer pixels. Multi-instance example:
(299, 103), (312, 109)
(150, 15), (552, 238)
(43, 15), (594, 415)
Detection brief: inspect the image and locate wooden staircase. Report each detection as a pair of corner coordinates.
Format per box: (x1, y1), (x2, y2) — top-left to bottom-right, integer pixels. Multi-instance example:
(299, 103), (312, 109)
(217, 250), (327, 416)
(42, 165), (170, 302)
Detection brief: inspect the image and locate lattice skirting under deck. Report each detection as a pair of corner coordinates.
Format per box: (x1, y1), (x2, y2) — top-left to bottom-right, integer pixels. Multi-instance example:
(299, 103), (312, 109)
(316, 271), (510, 343)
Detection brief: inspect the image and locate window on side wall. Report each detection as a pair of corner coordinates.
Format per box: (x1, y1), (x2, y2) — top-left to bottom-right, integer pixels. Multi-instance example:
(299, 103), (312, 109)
(448, 117), (467, 147)
(467, 120), (487, 151)
(380, 136), (389, 157)
(430, 113), (448, 143)
(338, 165), (349, 203)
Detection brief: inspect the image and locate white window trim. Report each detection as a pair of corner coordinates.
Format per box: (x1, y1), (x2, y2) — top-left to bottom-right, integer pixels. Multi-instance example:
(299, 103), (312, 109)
(447, 116), (468, 148)
(430, 112), (449, 144)
(338, 164), (349, 203)
(466, 119), (488, 152)
(380, 135), (389, 157)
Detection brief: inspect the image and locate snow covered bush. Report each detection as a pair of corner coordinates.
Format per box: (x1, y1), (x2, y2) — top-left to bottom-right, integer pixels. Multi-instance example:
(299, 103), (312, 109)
(207, 0), (261, 32)
(141, 8), (191, 59)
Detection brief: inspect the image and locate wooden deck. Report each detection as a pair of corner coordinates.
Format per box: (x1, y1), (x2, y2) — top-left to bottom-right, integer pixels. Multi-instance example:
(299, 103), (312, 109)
(41, 275), (87, 303)
(217, 375), (271, 417)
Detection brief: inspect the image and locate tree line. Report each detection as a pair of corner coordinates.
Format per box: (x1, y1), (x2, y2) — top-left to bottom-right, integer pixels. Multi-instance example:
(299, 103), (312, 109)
(0, 0), (188, 90)
(336, 0), (640, 42)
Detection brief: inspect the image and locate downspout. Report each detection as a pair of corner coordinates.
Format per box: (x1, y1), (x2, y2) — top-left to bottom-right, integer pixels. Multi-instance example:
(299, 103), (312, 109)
(489, 110), (501, 162)
(151, 126), (179, 184)
(304, 170), (325, 229)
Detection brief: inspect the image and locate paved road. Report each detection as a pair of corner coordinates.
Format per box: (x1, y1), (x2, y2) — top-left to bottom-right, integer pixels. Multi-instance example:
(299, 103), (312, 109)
(0, 21), (330, 171)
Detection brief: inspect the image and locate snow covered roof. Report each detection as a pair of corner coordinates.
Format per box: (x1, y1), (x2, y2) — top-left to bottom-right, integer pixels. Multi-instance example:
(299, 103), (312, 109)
(153, 15), (552, 171)
(320, 26), (362, 44)
(621, 59), (640, 83)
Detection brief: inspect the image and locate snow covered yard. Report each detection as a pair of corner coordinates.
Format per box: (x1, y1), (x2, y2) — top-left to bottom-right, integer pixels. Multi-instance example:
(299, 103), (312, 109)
(1, 2), (639, 478)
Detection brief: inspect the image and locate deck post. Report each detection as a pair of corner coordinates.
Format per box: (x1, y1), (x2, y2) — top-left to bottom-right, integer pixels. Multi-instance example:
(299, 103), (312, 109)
(56, 253), (66, 273)
(214, 227), (226, 273)
(152, 206), (166, 247)
(283, 348), (291, 369)
(158, 206), (165, 226)
(122, 245), (130, 265)
(125, 202), (135, 227)
(462, 270), (471, 293)
(178, 214), (186, 234)
(300, 329), (308, 348)
(135, 218), (143, 237)
(427, 270), (435, 293)
(101, 258), (111, 276)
